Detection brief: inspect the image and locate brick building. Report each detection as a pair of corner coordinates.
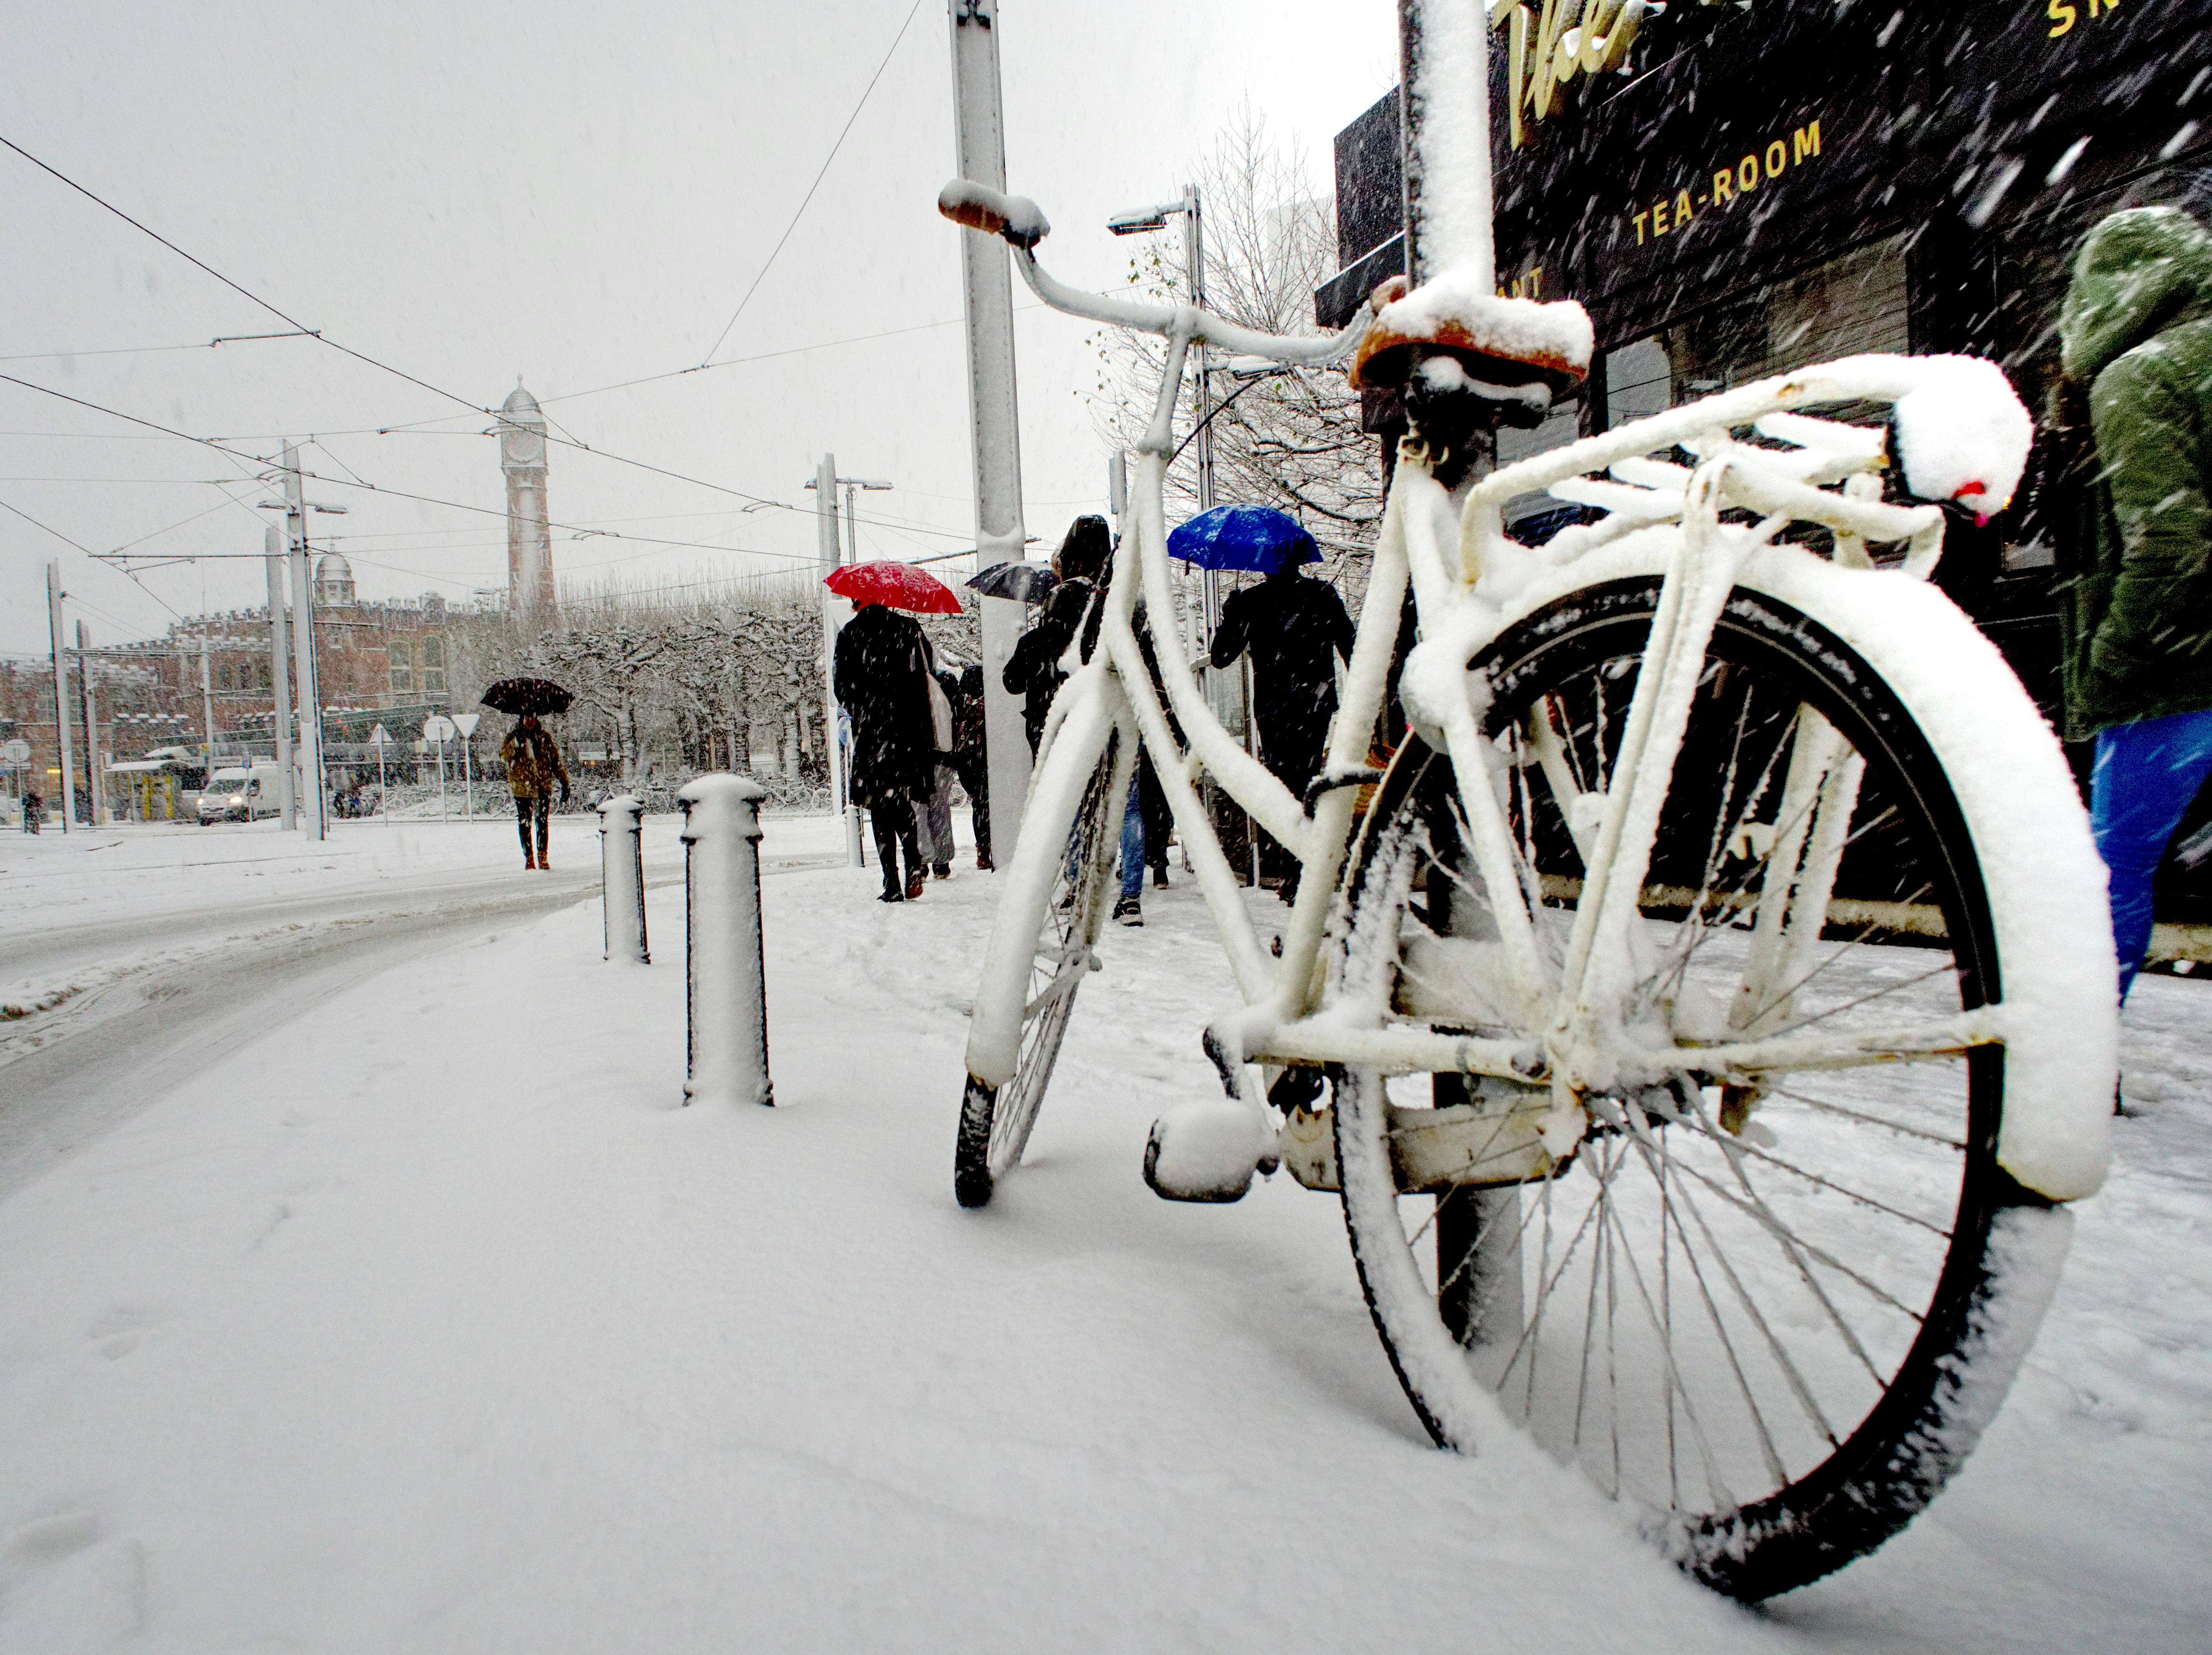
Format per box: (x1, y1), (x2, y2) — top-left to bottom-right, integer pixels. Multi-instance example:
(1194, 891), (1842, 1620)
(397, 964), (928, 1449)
(0, 556), (469, 821)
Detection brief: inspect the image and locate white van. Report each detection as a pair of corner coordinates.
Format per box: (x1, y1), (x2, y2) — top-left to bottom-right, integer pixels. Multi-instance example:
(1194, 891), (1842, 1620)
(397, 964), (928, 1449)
(196, 765), (285, 824)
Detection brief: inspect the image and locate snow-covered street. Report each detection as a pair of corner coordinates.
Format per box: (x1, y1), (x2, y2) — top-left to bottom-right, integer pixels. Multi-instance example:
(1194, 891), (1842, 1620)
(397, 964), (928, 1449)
(0, 822), (2205, 1651)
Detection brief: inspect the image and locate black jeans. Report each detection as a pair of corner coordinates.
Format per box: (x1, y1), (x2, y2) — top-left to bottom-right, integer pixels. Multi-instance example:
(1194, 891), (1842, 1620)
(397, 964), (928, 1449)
(516, 794), (550, 861)
(949, 752), (991, 861)
(1257, 716), (1330, 889)
(868, 800), (923, 892)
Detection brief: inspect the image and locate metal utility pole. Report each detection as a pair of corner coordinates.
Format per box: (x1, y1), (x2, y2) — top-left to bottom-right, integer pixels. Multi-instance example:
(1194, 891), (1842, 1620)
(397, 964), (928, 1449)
(1396, 0), (1493, 292)
(1108, 185), (1229, 717)
(76, 620), (104, 825)
(280, 442), (328, 841)
(947, 0), (1032, 865)
(814, 453), (863, 867)
(200, 633), (216, 777)
(807, 464), (893, 867)
(265, 521), (296, 828)
(1182, 186), (1215, 518)
(45, 561), (73, 833)
(1110, 182), (1253, 879)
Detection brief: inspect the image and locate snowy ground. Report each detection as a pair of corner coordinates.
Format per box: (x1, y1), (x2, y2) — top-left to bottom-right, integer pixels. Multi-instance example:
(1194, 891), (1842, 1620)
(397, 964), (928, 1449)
(0, 817), (2205, 1650)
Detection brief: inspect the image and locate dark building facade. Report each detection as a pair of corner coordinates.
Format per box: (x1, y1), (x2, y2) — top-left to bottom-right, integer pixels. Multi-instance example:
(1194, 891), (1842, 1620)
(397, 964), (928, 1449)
(1320, 0), (2212, 946)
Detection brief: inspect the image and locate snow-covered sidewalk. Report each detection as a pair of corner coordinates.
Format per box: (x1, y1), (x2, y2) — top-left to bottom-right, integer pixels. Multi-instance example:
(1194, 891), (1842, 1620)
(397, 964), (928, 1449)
(0, 862), (2205, 1650)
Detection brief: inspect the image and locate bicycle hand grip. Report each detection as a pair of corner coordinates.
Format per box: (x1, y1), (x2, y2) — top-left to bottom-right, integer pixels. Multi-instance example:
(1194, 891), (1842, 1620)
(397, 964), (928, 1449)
(938, 180), (1051, 249)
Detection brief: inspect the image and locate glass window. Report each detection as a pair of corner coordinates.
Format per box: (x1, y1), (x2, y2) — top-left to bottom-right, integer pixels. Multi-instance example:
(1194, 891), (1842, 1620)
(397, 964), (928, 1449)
(1607, 230), (1911, 426)
(1498, 396), (1588, 538)
(421, 634), (446, 695)
(389, 639), (414, 697)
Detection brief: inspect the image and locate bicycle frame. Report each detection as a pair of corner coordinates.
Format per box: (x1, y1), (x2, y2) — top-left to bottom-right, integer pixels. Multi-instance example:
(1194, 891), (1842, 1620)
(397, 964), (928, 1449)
(965, 259), (1999, 1116)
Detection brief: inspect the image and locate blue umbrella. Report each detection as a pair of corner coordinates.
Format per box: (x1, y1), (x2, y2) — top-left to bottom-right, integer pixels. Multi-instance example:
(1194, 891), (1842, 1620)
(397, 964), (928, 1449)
(1167, 505), (1319, 573)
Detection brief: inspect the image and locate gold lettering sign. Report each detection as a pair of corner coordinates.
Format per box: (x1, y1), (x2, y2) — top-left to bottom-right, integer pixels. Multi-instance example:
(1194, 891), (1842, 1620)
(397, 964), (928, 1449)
(2046, 0), (2126, 38)
(1495, 0), (1671, 150)
(1628, 121), (1824, 245)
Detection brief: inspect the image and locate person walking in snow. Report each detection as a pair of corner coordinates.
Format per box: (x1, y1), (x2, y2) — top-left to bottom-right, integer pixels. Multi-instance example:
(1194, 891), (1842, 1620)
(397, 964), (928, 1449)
(916, 637), (958, 881)
(1004, 516), (1111, 755)
(20, 786), (41, 834)
(1208, 547), (1355, 900)
(2057, 203), (2212, 1001)
(833, 597), (937, 902)
(946, 662), (992, 870)
(501, 713), (570, 870)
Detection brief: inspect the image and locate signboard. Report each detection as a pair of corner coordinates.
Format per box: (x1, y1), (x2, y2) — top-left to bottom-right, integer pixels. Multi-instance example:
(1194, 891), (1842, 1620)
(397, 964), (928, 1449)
(1, 739), (30, 764)
(1485, 0), (2208, 346)
(423, 715), (457, 744)
(451, 713), (481, 739)
(1320, 1), (2211, 344)
(368, 723), (391, 748)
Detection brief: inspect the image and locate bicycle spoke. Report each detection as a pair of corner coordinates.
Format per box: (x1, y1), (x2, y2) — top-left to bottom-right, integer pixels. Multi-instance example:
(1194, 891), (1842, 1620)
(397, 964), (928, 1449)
(1767, 1085), (1965, 1149)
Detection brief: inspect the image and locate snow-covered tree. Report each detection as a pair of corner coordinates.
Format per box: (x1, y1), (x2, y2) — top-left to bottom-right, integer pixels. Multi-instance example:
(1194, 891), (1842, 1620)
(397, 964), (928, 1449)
(1090, 106), (1383, 590)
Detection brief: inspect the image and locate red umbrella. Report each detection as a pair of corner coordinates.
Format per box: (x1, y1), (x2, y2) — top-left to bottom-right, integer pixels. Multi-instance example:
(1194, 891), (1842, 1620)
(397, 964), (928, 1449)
(825, 559), (965, 614)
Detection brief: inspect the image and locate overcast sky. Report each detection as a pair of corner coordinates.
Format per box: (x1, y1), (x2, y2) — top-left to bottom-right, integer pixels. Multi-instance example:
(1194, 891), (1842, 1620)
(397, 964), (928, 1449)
(0, 0), (1400, 654)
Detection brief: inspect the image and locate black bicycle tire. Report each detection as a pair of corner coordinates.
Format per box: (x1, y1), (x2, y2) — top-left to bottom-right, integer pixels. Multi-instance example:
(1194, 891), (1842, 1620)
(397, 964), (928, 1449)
(953, 742), (1124, 1209)
(1333, 576), (2056, 1601)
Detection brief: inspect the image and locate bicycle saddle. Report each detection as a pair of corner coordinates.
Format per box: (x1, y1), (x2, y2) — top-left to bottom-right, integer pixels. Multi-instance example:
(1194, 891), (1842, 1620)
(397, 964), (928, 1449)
(1351, 271), (1593, 404)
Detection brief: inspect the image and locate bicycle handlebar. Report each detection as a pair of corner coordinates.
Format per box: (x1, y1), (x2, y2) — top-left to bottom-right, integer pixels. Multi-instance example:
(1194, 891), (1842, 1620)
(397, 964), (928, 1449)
(939, 178), (1363, 370)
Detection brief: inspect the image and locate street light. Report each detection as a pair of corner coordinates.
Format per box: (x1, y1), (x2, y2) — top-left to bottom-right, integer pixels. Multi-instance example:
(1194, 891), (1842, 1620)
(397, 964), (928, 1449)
(1106, 203), (1179, 235)
(803, 468), (896, 870)
(802, 474), (895, 565)
(1111, 182), (1270, 883)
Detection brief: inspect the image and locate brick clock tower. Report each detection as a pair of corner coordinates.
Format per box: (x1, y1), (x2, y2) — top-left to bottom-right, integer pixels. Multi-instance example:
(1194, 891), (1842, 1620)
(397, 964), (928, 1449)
(500, 379), (556, 624)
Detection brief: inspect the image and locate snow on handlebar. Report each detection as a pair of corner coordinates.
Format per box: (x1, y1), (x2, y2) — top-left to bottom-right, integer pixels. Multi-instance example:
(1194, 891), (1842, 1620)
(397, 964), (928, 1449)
(939, 177), (1360, 368)
(937, 180), (1051, 249)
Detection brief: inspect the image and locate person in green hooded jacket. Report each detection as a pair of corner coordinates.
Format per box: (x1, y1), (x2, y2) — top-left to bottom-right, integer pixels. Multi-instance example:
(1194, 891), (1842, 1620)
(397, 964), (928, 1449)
(2057, 204), (2212, 998)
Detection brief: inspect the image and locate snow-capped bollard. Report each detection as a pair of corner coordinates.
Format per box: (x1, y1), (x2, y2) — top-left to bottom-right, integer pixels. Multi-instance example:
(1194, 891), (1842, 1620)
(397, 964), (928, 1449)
(599, 793), (649, 963)
(678, 772), (774, 1108)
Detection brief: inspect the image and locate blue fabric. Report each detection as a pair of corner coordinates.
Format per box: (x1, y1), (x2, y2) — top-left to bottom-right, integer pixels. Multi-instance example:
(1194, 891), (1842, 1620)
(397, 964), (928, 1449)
(1167, 504), (1320, 573)
(2092, 705), (2212, 998)
(1119, 774), (1146, 901)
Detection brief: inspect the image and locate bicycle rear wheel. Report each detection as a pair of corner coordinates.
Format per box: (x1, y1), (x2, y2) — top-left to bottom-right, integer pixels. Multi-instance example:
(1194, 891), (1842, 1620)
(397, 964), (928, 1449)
(954, 732), (1126, 1208)
(1332, 576), (2075, 1600)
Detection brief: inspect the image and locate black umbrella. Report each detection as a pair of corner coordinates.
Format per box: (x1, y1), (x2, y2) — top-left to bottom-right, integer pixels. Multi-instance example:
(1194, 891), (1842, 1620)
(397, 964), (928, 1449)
(966, 561), (1060, 604)
(481, 676), (574, 716)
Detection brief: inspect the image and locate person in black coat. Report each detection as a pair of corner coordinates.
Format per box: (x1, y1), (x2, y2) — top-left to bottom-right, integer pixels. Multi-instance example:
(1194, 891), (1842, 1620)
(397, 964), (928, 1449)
(1210, 555), (1355, 895)
(945, 663), (993, 869)
(1004, 515), (1111, 754)
(833, 599), (936, 901)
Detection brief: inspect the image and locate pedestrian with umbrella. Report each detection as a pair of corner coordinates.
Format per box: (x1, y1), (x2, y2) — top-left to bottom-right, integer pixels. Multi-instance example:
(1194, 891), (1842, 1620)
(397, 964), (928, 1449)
(1004, 516), (1110, 755)
(483, 678), (573, 870)
(828, 561), (963, 903)
(1181, 506), (1354, 900)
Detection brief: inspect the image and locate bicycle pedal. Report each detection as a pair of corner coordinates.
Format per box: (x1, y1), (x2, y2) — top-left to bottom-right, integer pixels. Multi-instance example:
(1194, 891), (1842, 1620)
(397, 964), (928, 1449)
(1142, 1098), (1273, 1204)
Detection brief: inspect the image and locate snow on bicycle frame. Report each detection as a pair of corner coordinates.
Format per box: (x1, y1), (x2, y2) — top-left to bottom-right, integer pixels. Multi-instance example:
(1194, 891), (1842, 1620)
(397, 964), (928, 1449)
(938, 164), (2109, 1205)
(932, 0), (2117, 1602)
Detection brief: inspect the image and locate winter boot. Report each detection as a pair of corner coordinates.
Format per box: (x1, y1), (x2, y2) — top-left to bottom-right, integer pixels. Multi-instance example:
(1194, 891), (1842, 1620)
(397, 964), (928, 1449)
(905, 870), (928, 900)
(524, 853), (538, 870)
(1113, 896), (1143, 927)
(933, 862), (952, 879)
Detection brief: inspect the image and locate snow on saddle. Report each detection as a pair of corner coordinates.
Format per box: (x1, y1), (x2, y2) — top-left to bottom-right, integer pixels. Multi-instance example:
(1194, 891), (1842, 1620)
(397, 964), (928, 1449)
(1350, 268), (1594, 402)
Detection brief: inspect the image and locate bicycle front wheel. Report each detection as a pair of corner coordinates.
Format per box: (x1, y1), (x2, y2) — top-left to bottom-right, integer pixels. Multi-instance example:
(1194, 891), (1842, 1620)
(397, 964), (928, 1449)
(1332, 575), (2079, 1600)
(954, 730), (1126, 1208)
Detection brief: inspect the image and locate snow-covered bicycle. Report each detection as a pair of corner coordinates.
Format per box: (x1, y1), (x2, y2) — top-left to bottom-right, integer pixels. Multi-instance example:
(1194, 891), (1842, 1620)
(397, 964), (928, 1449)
(938, 3), (2113, 1601)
